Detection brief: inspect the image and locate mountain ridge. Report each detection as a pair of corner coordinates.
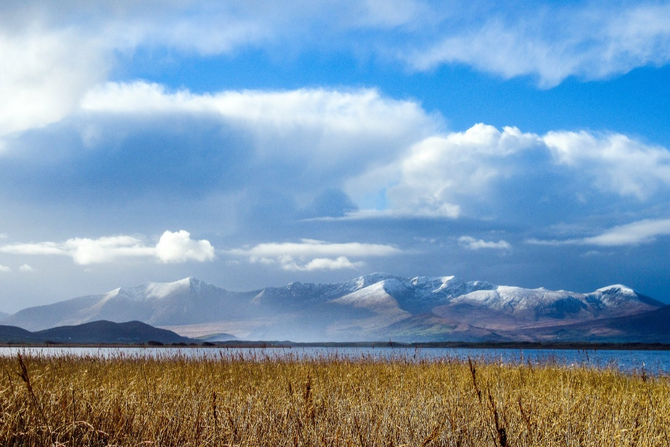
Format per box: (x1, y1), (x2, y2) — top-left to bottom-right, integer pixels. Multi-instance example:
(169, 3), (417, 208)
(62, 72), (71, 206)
(3, 274), (665, 342)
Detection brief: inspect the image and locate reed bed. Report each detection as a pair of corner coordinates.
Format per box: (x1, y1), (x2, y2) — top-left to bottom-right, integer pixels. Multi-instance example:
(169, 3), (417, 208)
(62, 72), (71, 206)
(0, 350), (668, 446)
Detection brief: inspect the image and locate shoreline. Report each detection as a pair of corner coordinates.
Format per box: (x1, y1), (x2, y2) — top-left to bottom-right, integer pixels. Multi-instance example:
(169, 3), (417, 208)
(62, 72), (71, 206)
(2, 340), (670, 351)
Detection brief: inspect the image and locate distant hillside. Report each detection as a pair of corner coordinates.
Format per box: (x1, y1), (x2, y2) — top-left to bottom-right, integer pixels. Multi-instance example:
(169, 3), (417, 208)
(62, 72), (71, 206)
(0, 320), (193, 344)
(0, 325), (37, 343)
(3, 275), (665, 343)
(524, 305), (670, 343)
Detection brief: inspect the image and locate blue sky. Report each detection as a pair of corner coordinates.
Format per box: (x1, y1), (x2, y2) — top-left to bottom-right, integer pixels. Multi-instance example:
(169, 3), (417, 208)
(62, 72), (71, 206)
(1, 0), (670, 311)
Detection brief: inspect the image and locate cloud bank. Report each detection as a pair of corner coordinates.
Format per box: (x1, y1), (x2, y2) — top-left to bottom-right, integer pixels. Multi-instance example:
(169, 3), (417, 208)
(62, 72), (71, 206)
(228, 239), (400, 271)
(3, 80), (669, 256)
(0, 230), (214, 265)
(348, 123), (670, 222)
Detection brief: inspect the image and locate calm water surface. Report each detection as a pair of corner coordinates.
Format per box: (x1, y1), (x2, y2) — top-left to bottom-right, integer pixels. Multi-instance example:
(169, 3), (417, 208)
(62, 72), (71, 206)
(1, 346), (669, 375)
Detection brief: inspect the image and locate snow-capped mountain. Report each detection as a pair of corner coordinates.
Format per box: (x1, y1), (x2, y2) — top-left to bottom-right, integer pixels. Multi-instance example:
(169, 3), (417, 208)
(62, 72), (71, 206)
(3, 274), (664, 342)
(431, 283), (662, 330)
(4, 277), (257, 331)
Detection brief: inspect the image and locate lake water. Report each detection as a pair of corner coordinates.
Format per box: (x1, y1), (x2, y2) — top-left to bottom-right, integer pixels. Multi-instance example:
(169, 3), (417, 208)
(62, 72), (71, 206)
(1, 346), (669, 376)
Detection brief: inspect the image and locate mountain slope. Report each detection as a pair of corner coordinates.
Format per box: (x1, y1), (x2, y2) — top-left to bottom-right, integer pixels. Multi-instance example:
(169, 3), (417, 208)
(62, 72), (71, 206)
(523, 305), (670, 343)
(4, 277), (258, 331)
(4, 274), (664, 342)
(431, 284), (662, 330)
(0, 325), (38, 343)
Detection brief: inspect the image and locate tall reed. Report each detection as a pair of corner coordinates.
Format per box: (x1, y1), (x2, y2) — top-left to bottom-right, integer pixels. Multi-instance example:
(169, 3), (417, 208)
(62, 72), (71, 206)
(0, 350), (667, 446)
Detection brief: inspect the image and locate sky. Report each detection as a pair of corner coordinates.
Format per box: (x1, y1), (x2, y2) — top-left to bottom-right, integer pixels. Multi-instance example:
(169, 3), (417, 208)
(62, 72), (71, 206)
(1, 0), (670, 312)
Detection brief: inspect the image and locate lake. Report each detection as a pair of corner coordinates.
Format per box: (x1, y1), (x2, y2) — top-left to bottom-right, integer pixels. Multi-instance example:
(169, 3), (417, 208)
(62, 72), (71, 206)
(2, 346), (670, 375)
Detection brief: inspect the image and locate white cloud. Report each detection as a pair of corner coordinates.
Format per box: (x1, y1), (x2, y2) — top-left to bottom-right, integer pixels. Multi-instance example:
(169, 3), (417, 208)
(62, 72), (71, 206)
(384, 124), (539, 218)
(0, 0), (668, 143)
(155, 230), (216, 263)
(406, 3), (670, 87)
(583, 219), (670, 247)
(0, 230), (215, 265)
(0, 265), (10, 273)
(229, 238), (399, 271)
(231, 238), (400, 258)
(18, 264), (34, 272)
(0, 26), (108, 140)
(0, 242), (65, 256)
(80, 82), (439, 170)
(67, 236), (155, 265)
(277, 255), (363, 272)
(312, 207), (462, 221)
(459, 236), (511, 251)
(348, 123), (670, 220)
(82, 81), (431, 135)
(542, 131), (670, 200)
(0, 1), (276, 143)
(527, 218), (670, 247)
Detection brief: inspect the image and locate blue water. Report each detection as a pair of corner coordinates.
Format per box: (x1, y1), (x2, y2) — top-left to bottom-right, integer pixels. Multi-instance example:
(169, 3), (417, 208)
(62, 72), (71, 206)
(1, 346), (669, 375)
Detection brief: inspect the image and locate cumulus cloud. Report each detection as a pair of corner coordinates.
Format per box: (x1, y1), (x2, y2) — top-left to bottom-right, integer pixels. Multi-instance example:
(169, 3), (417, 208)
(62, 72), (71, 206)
(459, 236), (511, 251)
(0, 27), (108, 140)
(0, 1), (275, 141)
(0, 81), (442, 242)
(1, 81), (438, 222)
(228, 239), (399, 271)
(155, 230), (215, 263)
(18, 264), (34, 272)
(0, 230), (215, 265)
(376, 124), (540, 218)
(80, 82), (438, 167)
(68, 236), (155, 265)
(349, 123), (670, 220)
(543, 131), (670, 200)
(0, 265), (10, 273)
(527, 219), (670, 247)
(0, 1), (443, 147)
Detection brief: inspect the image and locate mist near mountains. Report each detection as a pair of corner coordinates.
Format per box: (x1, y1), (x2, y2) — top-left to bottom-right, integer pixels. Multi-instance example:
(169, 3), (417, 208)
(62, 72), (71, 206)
(2, 274), (666, 343)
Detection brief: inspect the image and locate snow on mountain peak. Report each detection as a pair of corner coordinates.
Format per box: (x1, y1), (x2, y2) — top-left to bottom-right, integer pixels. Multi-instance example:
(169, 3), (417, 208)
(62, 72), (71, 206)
(433, 276), (457, 292)
(351, 272), (397, 290)
(110, 277), (207, 301)
(5, 273), (664, 339)
(410, 275), (455, 289)
(596, 284), (636, 295)
(333, 280), (403, 309)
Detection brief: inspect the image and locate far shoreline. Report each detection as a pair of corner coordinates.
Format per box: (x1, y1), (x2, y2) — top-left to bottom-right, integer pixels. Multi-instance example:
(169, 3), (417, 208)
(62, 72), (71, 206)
(2, 340), (670, 351)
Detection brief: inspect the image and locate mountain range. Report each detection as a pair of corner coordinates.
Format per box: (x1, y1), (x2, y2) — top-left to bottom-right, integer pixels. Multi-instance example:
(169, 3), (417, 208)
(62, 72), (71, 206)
(1, 274), (667, 343)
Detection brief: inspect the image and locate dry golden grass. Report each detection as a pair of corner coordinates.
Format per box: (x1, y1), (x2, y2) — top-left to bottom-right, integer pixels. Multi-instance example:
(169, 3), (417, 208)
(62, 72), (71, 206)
(0, 350), (668, 446)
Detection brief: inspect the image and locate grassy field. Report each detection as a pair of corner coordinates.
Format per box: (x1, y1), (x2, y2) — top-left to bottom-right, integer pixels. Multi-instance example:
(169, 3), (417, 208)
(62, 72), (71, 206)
(0, 350), (668, 446)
